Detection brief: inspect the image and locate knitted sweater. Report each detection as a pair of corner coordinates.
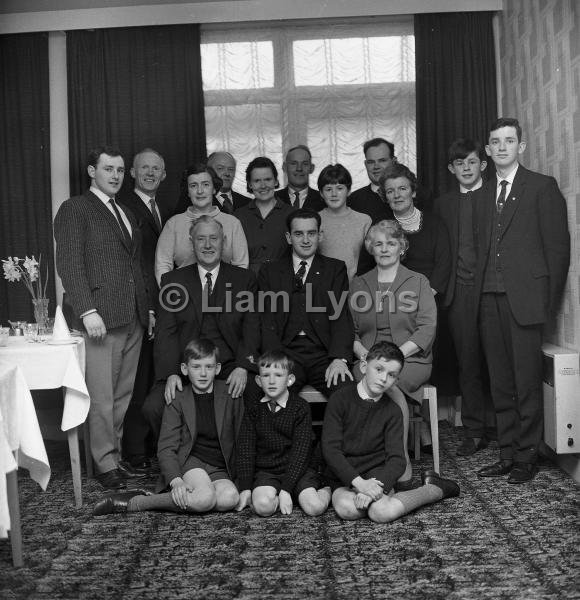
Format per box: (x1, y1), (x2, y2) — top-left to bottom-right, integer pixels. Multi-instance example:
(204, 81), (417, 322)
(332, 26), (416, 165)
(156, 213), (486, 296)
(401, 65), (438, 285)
(154, 205), (249, 283)
(236, 394), (314, 493)
(318, 208), (371, 281)
(321, 383), (406, 492)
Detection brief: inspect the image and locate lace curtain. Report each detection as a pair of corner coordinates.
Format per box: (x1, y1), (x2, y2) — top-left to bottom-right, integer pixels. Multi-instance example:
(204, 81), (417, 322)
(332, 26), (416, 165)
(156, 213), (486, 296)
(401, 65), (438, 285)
(201, 18), (415, 194)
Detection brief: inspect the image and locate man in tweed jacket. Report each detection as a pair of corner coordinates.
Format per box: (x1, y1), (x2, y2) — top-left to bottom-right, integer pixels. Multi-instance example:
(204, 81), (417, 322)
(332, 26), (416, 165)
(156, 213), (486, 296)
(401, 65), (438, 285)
(54, 146), (154, 489)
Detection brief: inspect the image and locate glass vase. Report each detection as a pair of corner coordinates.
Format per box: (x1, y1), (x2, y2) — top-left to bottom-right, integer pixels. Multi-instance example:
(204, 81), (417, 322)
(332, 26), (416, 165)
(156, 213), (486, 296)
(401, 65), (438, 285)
(32, 298), (50, 332)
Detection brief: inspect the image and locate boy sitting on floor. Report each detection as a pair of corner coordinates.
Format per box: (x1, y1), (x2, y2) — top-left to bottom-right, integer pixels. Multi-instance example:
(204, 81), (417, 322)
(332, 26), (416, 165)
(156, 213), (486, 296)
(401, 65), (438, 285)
(93, 338), (243, 515)
(236, 350), (331, 517)
(322, 341), (460, 523)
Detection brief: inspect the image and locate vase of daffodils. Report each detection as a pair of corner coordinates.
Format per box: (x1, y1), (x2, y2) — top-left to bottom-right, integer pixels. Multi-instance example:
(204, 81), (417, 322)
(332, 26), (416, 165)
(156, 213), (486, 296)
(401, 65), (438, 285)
(2, 255), (49, 329)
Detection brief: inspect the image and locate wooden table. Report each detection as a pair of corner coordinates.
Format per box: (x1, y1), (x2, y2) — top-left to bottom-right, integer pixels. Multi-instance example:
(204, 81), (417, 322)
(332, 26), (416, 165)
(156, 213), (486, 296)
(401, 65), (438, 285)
(0, 362), (50, 567)
(0, 337), (91, 508)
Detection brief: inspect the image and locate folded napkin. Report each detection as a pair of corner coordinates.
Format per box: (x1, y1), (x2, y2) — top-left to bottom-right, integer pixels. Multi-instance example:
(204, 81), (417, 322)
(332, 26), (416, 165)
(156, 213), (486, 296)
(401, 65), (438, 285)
(51, 304), (72, 341)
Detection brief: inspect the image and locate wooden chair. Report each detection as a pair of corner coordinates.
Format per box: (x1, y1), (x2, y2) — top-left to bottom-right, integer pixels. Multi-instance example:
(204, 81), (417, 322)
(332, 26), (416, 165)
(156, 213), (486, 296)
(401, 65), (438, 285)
(298, 385), (328, 425)
(409, 384), (440, 475)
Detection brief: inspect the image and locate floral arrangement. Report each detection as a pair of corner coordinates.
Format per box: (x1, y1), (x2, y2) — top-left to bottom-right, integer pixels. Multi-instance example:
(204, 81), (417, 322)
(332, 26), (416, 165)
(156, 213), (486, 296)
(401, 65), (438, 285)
(2, 255), (48, 300)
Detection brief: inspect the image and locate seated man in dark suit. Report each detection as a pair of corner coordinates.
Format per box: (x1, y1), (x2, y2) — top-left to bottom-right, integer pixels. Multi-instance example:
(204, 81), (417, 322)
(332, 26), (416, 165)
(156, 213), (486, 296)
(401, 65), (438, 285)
(258, 209), (354, 398)
(118, 148), (170, 473)
(207, 151), (250, 214)
(143, 216), (260, 441)
(275, 145), (325, 211)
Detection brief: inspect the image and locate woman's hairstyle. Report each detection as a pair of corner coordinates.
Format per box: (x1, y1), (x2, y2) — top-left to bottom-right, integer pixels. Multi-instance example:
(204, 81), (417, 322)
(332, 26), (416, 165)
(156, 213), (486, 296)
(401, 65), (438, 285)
(245, 156), (279, 194)
(365, 341), (404, 368)
(180, 162), (222, 199)
(379, 163), (417, 193)
(257, 349), (295, 374)
(364, 219), (409, 255)
(317, 163), (352, 192)
(182, 338), (220, 363)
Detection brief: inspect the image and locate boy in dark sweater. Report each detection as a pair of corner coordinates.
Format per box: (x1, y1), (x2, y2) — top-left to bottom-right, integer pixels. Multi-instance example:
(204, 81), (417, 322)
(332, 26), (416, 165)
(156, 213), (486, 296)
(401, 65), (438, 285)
(236, 350), (331, 517)
(322, 341), (460, 523)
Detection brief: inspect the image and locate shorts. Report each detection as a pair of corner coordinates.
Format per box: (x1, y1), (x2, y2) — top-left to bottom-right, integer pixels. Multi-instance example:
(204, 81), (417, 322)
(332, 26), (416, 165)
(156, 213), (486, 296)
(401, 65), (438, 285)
(182, 455), (230, 482)
(253, 467), (322, 501)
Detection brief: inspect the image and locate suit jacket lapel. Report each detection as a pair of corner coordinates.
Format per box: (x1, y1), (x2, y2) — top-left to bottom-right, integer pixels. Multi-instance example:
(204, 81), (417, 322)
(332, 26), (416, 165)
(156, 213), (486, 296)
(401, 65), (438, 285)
(184, 266), (203, 324)
(305, 254), (323, 288)
(88, 191), (133, 252)
(498, 169), (524, 238)
(213, 380), (227, 440)
(182, 387), (197, 440)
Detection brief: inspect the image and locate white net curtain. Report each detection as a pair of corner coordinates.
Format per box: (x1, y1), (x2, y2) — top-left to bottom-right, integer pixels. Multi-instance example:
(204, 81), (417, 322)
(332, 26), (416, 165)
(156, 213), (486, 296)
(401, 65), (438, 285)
(201, 18), (415, 194)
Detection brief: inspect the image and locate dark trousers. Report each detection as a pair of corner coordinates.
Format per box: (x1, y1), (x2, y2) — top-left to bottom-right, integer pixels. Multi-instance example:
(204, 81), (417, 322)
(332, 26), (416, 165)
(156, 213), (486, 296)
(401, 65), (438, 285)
(122, 335), (155, 459)
(479, 293), (543, 464)
(142, 361), (261, 443)
(447, 282), (495, 439)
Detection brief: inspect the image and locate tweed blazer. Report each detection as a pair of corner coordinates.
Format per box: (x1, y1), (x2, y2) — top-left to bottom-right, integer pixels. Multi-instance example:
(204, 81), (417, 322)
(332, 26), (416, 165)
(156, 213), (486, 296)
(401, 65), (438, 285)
(157, 380), (244, 484)
(53, 190), (152, 331)
(257, 253), (354, 361)
(275, 186), (326, 212)
(154, 261), (260, 381)
(473, 165), (570, 326)
(349, 265), (437, 365)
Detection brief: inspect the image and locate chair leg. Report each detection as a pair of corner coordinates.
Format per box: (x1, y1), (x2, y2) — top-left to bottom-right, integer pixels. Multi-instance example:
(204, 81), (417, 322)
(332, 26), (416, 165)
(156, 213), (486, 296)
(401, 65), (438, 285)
(67, 427), (83, 508)
(426, 386), (440, 475)
(6, 467), (23, 567)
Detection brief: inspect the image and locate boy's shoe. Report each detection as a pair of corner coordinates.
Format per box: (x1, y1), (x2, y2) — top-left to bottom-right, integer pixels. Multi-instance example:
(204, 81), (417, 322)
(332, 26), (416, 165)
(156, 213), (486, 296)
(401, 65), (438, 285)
(117, 461), (148, 479)
(93, 490), (150, 516)
(421, 471), (460, 499)
(394, 478), (421, 492)
(95, 469), (126, 490)
(507, 462), (537, 484)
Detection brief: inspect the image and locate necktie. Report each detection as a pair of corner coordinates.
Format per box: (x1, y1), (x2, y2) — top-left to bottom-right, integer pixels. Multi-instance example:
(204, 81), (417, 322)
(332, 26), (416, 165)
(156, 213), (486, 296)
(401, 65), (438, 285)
(205, 272), (213, 297)
(293, 190), (301, 208)
(269, 399), (279, 413)
(149, 198), (162, 233)
(496, 180), (509, 214)
(109, 199), (132, 246)
(294, 260), (307, 290)
(220, 193), (234, 214)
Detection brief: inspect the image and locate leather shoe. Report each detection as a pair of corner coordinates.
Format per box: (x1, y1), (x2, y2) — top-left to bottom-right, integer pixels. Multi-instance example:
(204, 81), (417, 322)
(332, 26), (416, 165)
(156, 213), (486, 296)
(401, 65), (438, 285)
(123, 456), (152, 476)
(93, 490), (149, 516)
(456, 437), (489, 456)
(118, 461), (147, 479)
(96, 469), (125, 490)
(508, 462), (537, 484)
(477, 459), (513, 477)
(421, 470), (460, 499)
(420, 444), (433, 455)
(394, 478), (421, 492)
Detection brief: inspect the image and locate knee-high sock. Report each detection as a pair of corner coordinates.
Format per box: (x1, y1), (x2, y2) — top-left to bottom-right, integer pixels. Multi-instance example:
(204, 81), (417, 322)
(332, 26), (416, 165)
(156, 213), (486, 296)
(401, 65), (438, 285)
(128, 492), (181, 512)
(393, 484), (443, 514)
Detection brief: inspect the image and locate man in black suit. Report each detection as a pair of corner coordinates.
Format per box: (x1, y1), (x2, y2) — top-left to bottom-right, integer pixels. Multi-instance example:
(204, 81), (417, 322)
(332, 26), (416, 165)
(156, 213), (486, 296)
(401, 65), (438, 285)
(258, 209), (354, 396)
(275, 145), (325, 211)
(474, 117), (570, 483)
(119, 148), (169, 472)
(434, 139), (495, 456)
(143, 216), (260, 441)
(207, 151), (250, 213)
(54, 146), (154, 489)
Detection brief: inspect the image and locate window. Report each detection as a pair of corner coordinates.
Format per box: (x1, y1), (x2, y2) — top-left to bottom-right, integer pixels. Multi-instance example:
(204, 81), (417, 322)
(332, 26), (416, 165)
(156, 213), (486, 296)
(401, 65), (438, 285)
(201, 18), (415, 194)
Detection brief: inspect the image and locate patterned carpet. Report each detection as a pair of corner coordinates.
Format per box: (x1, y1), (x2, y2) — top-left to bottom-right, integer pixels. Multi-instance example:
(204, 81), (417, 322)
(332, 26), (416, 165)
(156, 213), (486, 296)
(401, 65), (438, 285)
(1, 423), (579, 600)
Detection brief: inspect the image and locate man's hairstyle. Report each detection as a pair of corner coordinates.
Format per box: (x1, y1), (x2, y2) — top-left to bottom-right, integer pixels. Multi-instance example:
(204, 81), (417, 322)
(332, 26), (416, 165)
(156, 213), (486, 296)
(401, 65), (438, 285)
(489, 117), (522, 142)
(133, 147), (165, 169)
(257, 349), (295, 374)
(286, 208), (321, 232)
(245, 156), (279, 193)
(447, 139), (484, 164)
(317, 163), (352, 191)
(87, 146), (123, 168)
(189, 214), (225, 238)
(285, 144), (312, 161)
(182, 338), (220, 363)
(364, 219), (409, 255)
(363, 137), (395, 157)
(379, 163), (417, 193)
(180, 162), (223, 198)
(207, 151), (236, 166)
(365, 341), (404, 368)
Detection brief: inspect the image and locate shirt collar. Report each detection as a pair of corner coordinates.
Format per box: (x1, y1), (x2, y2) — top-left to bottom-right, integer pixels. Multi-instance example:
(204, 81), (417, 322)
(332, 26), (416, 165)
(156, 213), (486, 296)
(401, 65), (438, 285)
(370, 183), (381, 194)
(291, 253), (314, 272)
(90, 186), (113, 204)
(288, 186), (308, 201)
(356, 380), (380, 402)
(197, 263), (220, 283)
(134, 188), (155, 205)
(496, 164), (519, 186)
(460, 178), (483, 194)
(260, 394), (289, 409)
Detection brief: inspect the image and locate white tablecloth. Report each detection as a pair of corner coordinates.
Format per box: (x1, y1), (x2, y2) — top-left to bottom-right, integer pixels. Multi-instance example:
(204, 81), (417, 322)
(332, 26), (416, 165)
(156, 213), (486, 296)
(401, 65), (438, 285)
(0, 362), (50, 539)
(0, 337), (90, 431)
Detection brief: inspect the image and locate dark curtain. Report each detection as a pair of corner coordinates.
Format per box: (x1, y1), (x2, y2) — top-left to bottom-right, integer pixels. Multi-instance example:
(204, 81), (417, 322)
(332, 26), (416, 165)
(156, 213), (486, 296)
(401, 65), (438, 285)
(0, 33), (55, 323)
(415, 12), (498, 198)
(67, 25), (206, 213)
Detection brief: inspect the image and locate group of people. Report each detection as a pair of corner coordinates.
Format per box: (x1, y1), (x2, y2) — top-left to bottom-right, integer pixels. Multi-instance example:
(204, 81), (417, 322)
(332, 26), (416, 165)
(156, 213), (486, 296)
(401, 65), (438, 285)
(52, 116), (570, 523)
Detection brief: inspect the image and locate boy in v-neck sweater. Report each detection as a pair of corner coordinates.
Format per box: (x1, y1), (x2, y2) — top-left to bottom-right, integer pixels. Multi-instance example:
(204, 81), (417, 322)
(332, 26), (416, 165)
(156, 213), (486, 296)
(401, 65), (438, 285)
(236, 350), (331, 517)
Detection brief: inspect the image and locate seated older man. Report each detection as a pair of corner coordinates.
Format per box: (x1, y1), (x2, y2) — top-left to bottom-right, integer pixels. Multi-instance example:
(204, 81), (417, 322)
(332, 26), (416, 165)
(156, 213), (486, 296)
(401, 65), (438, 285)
(143, 216), (260, 441)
